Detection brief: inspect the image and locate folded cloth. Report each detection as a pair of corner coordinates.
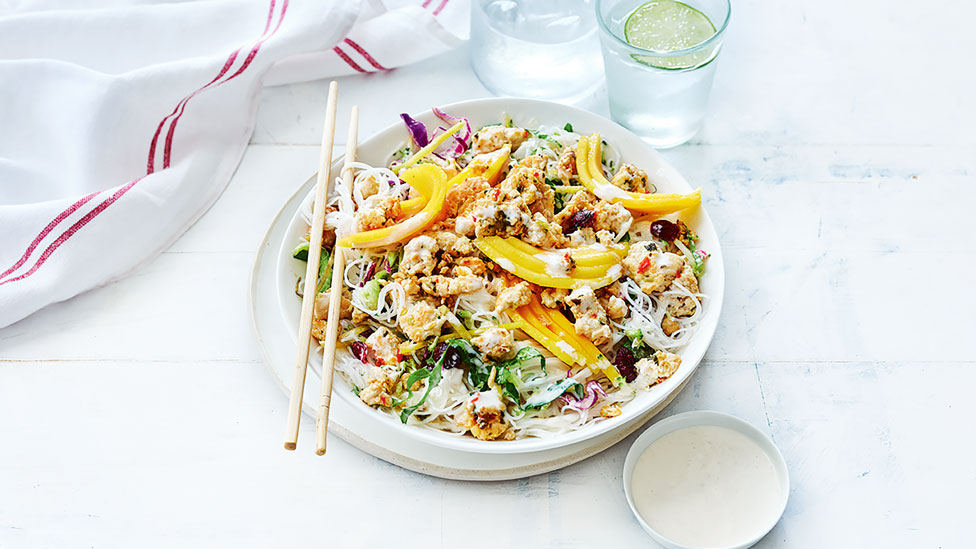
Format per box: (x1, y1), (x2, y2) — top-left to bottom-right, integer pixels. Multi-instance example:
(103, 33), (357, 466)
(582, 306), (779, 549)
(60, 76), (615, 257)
(0, 0), (469, 328)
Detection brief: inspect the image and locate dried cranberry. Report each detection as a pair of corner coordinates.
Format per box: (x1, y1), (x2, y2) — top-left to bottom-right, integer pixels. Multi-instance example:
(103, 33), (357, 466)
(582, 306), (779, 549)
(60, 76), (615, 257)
(422, 342), (461, 370)
(350, 341), (370, 364)
(561, 209), (595, 234)
(614, 346), (638, 383)
(650, 220), (679, 241)
(443, 347), (463, 369)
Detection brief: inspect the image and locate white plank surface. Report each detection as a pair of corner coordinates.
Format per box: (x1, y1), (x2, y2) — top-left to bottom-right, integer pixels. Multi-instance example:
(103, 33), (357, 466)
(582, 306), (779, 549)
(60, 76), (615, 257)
(2, 1), (974, 546)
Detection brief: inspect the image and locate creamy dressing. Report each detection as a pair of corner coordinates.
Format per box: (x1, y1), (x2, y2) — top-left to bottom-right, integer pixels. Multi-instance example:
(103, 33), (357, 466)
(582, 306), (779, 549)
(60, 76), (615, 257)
(631, 425), (782, 548)
(555, 341), (578, 357)
(535, 251), (571, 277)
(471, 389), (504, 412)
(592, 182), (631, 201)
(494, 257), (516, 271)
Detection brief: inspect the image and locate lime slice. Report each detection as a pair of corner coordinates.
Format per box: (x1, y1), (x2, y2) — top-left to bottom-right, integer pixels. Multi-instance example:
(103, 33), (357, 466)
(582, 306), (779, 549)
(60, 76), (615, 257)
(624, 0), (718, 70)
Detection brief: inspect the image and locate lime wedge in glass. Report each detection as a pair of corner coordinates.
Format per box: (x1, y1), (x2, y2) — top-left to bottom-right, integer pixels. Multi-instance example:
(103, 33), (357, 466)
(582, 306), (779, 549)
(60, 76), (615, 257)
(624, 0), (718, 70)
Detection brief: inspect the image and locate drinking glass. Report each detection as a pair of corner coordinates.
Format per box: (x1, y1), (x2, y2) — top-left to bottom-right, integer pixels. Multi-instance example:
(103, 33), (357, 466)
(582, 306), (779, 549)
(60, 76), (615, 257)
(470, 0), (604, 103)
(596, 0), (731, 148)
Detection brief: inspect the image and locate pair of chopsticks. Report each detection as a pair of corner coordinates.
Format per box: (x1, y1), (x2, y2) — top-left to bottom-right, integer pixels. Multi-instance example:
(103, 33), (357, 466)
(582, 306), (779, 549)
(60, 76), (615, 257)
(283, 81), (358, 455)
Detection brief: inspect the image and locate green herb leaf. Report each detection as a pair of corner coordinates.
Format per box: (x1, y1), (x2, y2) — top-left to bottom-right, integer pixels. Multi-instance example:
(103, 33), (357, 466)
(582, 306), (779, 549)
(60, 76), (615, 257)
(316, 247), (332, 294)
(523, 378), (580, 410)
(399, 359), (443, 423)
(563, 122), (574, 132)
(498, 347), (546, 373)
(292, 242), (310, 261)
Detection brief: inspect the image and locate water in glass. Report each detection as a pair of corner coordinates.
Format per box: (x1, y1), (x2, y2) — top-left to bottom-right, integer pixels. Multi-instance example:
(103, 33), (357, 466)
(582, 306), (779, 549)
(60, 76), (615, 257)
(470, 0), (604, 102)
(598, 0), (728, 148)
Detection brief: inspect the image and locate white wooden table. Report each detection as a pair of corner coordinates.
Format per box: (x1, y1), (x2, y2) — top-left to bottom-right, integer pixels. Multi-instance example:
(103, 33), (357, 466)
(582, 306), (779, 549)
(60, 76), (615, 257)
(2, 3), (973, 545)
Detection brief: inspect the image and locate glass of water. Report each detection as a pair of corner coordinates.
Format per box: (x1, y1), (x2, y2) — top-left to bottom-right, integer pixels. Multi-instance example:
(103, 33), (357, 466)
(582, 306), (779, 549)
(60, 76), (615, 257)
(470, 0), (604, 103)
(596, 0), (731, 148)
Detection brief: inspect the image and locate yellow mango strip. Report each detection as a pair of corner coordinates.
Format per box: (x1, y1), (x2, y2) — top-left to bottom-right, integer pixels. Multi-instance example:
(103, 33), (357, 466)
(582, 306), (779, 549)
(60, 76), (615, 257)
(502, 237), (625, 267)
(475, 237), (622, 289)
(577, 134), (702, 215)
(393, 120), (465, 175)
(339, 166), (449, 248)
(508, 309), (579, 366)
(399, 197), (426, 218)
(398, 145), (511, 218)
(552, 185), (585, 193)
(533, 299), (623, 385)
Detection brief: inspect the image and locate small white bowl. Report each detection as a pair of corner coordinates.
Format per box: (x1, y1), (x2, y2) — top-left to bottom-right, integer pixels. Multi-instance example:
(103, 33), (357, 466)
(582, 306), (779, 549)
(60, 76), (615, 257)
(622, 411), (790, 549)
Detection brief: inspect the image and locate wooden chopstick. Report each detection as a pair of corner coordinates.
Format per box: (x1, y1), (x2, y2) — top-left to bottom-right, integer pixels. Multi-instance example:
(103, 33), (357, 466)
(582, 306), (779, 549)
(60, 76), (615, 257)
(315, 105), (359, 455)
(284, 81), (339, 451)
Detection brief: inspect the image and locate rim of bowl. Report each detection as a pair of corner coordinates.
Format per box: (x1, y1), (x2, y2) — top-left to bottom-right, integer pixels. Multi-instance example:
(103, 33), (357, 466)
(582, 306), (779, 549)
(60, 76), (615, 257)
(279, 97), (725, 455)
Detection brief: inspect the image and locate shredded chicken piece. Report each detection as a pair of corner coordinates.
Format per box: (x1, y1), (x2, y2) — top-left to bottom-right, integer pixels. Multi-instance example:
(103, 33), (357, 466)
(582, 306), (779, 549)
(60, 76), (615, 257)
(661, 315), (681, 336)
(621, 242), (685, 295)
(523, 212), (566, 248)
(419, 273), (483, 297)
(517, 154), (548, 171)
(553, 189), (631, 236)
(359, 365), (401, 407)
(610, 163), (649, 193)
(456, 390), (513, 440)
(540, 287), (569, 309)
(355, 173), (383, 200)
(313, 288), (352, 321)
(662, 263), (700, 317)
(398, 300), (446, 343)
(453, 256), (486, 276)
(431, 230), (475, 257)
(446, 176), (490, 220)
(494, 281), (532, 313)
(355, 196), (401, 232)
(566, 286), (612, 346)
(400, 235), (438, 277)
(556, 146), (577, 183)
(471, 327), (515, 360)
(634, 351), (681, 389)
(365, 327), (402, 366)
(472, 126), (530, 154)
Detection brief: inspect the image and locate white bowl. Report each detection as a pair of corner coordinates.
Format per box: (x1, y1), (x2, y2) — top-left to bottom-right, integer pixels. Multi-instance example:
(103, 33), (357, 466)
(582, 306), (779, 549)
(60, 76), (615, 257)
(623, 411), (790, 549)
(274, 97), (725, 454)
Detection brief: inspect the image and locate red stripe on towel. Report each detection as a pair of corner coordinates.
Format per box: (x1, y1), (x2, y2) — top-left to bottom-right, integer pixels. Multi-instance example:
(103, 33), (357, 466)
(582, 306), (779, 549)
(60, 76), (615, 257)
(0, 0), (289, 286)
(0, 178), (143, 287)
(0, 191), (100, 282)
(433, 0), (450, 15)
(162, 0), (289, 169)
(343, 38), (388, 71)
(333, 46), (368, 73)
(147, 49), (240, 174)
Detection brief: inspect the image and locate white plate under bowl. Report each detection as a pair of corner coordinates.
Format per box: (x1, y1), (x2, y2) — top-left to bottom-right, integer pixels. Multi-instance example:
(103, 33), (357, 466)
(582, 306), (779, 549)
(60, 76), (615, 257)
(251, 172), (693, 479)
(259, 97), (724, 461)
(622, 411), (790, 548)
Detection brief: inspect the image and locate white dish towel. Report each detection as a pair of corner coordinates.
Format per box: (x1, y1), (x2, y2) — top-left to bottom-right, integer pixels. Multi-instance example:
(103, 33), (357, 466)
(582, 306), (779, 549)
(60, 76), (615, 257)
(0, 0), (469, 328)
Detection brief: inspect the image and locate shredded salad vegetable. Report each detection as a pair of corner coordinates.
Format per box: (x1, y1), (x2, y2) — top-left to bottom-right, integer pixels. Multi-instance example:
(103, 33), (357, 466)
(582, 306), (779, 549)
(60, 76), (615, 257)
(293, 108), (708, 441)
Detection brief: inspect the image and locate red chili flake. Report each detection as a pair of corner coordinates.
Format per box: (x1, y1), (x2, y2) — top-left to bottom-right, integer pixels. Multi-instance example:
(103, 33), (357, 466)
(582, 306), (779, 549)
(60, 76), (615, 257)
(376, 358), (385, 366)
(396, 351), (404, 364)
(638, 256), (652, 273)
(492, 188), (500, 200)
